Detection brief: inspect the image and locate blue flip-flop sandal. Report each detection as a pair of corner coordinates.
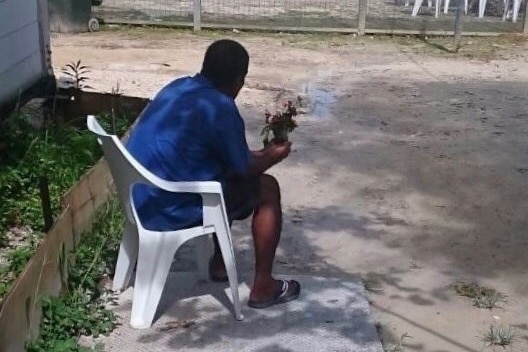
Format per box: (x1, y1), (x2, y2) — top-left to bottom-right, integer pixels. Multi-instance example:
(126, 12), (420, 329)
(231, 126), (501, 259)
(248, 279), (301, 309)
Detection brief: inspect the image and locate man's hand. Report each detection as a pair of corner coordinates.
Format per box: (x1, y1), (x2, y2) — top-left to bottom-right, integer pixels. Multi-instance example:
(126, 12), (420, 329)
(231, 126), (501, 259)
(248, 141), (293, 175)
(265, 140), (292, 163)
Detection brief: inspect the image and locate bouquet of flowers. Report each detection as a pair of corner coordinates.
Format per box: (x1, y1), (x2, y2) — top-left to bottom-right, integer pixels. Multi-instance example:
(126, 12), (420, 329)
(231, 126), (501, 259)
(261, 101), (298, 146)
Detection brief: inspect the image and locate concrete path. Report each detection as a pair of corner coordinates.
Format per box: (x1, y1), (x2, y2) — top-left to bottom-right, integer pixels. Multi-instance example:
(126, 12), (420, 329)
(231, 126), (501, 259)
(100, 274), (383, 352)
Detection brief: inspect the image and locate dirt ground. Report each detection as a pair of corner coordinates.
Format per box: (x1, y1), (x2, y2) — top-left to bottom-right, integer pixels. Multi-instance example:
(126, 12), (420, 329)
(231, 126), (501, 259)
(51, 28), (528, 352)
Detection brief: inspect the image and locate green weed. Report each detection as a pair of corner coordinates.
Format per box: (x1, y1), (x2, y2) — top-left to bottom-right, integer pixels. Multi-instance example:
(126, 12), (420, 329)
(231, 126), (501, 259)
(484, 325), (516, 348)
(451, 282), (506, 309)
(363, 273), (383, 293)
(0, 111), (132, 304)
(61, 60), (92, 91)
(7, 244), (36, 273)
(27, 199), (124, 352)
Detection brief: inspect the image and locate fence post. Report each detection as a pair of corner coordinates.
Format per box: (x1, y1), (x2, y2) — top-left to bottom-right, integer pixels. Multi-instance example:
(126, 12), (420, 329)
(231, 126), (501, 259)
(454, 0), (464, 51)
(523, 3), (528, 34)
(193, 0), (201, 31)
(358, 0), (367, 35)
(38, 176), (53, 232)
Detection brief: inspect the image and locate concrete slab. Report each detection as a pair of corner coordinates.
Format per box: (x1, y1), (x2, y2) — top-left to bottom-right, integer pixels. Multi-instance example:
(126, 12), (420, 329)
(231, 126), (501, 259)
(101, 274), (384, 352)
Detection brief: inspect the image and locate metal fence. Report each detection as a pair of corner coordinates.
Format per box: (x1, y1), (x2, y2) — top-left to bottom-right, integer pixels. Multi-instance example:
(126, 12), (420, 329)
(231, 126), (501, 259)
(94, 0), (527, 34)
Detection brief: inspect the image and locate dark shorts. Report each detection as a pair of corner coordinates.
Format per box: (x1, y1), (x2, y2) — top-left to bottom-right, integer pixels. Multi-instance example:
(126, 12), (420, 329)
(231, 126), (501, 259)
(224, 175), (260, 223)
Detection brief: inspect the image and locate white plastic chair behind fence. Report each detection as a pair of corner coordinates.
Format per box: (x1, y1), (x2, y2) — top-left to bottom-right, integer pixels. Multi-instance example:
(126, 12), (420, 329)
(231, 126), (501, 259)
(476, 0), (523, 20)
(411, 0), (522, 20)
(86, 115), (243, 329)
(411, 0), (441, 17)
(411, 0), (468, 17)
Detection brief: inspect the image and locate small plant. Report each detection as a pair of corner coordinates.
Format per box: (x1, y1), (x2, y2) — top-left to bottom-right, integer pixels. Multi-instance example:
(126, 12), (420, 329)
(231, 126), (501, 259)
(261, 100), (298, 145)
(0, 112), (132, 305)
(484, 325), (516, 348)
(111, 81), (121, 97)
(363, 275), (383, 293)
(61, 60), (92, 91)
(7, 244), (35, 273)
(451, 282), (505, 309)
(473, 291), (505, 309)
(384, 333), (411, 352)
(27, 199), (123, 352)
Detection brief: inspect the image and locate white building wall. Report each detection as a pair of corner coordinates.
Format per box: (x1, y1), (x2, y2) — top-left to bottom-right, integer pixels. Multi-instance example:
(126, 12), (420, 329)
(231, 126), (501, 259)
(0, 0), (52, 107)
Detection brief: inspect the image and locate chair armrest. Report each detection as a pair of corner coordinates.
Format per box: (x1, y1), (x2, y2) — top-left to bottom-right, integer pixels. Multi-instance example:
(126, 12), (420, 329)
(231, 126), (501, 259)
(152, 179), (223, 194)
(87, 115), (223, 195)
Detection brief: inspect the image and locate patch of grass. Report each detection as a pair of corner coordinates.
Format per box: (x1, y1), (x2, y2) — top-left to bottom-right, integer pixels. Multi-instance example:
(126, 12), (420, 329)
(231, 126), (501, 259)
(0, 113), (97, 231)
(0, 111), (133, 304)
(7, 243), (36, 273)
(363, 274), (383, 293)
(392, 34), (527, 60)
(450, 282), (506, 309)
(484, 325), (516, 348)
(27, 198), (124, 352)
(473, 291), (505, 309)
(103, 24), (194, 40)
(0, 235), (40, 300)
(103, 24), (527, 60)
(102, 24), (359, 49)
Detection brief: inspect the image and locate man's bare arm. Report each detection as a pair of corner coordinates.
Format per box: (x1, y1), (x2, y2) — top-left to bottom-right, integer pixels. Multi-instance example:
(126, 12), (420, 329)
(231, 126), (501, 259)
(247, 141), (292, 175)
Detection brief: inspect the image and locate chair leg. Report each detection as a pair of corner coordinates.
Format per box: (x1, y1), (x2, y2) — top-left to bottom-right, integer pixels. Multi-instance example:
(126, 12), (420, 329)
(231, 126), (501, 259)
(130, 234), (184, 329)
(435, 0), (440, 17)
(112, 221), (138, 291)
(512, 0), (520, 22)
(464, 0), (468, 14)
(444, 0), (450, 14)
(503, 0), (510, 20)
(195, 234), (212, 280)
(202, 193), (243, 320)
(478, 0), (487, 17)
(214, 221), (243, 321)
(412, 0), (424, 16)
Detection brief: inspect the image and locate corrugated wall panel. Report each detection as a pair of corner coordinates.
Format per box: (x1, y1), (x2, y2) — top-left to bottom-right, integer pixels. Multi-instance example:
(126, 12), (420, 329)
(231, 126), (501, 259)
(0, 0), (49, 108)
(0, 0), (38, 37)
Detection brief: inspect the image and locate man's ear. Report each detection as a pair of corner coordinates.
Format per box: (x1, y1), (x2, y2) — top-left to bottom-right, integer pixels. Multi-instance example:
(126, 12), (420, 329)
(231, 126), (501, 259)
(231, 76), (245, 98)
(237, 76), (246, 88)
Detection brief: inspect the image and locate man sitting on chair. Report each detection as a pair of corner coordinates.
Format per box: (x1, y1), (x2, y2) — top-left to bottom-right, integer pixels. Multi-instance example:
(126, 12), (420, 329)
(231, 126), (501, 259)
(126, 39), (300, 308)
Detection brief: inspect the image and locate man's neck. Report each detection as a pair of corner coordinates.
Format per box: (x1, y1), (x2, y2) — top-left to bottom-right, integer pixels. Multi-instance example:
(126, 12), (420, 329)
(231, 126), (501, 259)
(198, 73), (235, 99)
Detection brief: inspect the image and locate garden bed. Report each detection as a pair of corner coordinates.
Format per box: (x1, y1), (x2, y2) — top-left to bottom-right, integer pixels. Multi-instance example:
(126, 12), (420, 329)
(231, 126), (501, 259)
(0, 91), (148, 352)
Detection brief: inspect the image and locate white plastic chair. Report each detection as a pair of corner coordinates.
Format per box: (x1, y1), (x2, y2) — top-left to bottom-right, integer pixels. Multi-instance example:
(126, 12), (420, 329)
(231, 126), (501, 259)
(479, 0), (487, 16)
(411, 0), (441, 17)
(478, 0), (522, 20)
(502, 0), (523, 21)
(87, 115), (244, 329)
(411, 0), (469, 16)
(442, 0), (468, 14)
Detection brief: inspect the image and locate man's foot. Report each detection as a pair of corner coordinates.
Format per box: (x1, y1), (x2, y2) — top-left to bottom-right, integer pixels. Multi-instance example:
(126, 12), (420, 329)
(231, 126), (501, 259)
(248, 279), (301, 309)
(209, 255), (228, 282)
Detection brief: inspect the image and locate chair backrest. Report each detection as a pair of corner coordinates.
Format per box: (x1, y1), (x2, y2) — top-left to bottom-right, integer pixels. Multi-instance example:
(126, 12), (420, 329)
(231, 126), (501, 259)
(86, 115), (163, 224)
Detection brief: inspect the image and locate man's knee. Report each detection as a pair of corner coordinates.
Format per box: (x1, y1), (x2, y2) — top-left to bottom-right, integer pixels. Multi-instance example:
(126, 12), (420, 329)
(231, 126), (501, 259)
(260, 174), (280, 201)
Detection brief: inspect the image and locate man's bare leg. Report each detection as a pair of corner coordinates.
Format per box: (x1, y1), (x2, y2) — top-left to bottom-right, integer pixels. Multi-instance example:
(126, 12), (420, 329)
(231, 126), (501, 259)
(210, 174), (298, 302)
(248, 174), (287, 300)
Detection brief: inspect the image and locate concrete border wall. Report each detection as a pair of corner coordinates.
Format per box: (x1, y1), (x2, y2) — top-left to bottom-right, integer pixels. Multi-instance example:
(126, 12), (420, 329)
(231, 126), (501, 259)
(0, 95), (148, 352)
(0, 159), (114, 352)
